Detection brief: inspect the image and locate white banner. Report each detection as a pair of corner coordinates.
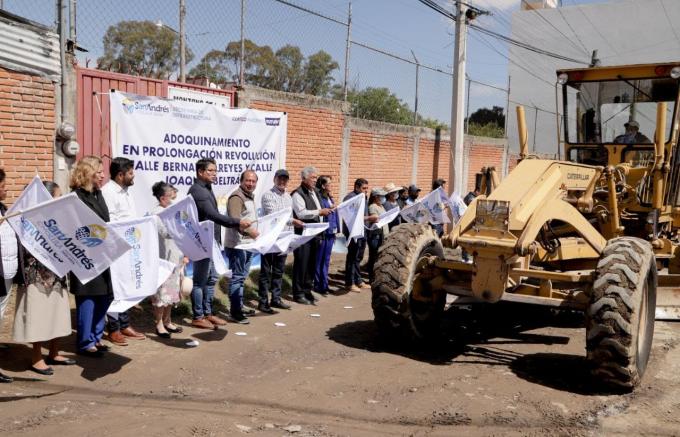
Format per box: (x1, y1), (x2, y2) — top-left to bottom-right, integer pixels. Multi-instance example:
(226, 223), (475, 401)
(108, 258), (174, 313)
(108, 216), (160, 301)
(286, 223), (328, 254)
(21, 193), (131, 284)
(446, 192), (467, 224)
(110, 91), (287, 215)
(157, 196), (213, 261)
(6, 176), (69, 277)
(337, 194), (365, 245)
(236, 208), (291, 254)
(400, 201), (432, 224)
(369, 207), (400, 230)
(421, 187), (451, 225)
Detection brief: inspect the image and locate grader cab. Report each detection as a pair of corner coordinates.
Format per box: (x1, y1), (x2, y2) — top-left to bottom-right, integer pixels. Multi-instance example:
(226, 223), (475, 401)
(371, 62), (680, 390)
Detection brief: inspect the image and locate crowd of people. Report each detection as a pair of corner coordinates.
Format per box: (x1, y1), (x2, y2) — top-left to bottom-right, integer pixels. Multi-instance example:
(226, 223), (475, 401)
(0, 156), (474, 383)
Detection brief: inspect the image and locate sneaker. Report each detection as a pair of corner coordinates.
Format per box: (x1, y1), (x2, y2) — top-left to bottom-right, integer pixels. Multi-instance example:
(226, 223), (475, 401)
(271, 300), (291, 310)
(294, 297), (312, 305)
(230, 313), (250, 324)
(359, 282), (371, 289)
(348, 285), (361, 293)
(191, 318), (215, 330)
(257, 304), (276, 314)
(242, 308), (256, 316)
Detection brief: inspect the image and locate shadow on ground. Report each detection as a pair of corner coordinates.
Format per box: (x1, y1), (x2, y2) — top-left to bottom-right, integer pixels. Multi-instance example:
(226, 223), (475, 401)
(327, 302), (616, 395)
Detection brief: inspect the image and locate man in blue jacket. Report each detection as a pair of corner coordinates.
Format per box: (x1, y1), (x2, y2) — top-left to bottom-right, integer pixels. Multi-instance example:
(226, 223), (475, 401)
(188, 158), (253, 329)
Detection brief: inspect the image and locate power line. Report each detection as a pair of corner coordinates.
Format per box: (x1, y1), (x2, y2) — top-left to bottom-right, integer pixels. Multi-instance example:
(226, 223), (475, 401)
(351, 40), (453, 76)
(270, 0), (347, 26)
(660, 0), (680, 49)
(520, 0), (589, 57)
(555, 7), (589, 55)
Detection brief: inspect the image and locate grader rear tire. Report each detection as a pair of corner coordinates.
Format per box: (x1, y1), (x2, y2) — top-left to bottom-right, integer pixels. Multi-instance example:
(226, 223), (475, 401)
(587, 237), (656, 391)
(371, 224), (445, 341)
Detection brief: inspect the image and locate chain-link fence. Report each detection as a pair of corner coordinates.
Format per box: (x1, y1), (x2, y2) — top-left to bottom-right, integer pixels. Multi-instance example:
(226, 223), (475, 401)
(1, 0), (516, 131)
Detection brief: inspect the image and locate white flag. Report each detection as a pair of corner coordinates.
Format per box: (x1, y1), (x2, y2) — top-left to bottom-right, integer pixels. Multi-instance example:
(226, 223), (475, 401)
(108, 258), (175, 314)
(108, 216), (160, 301)
(212, 238), (231, 277)
(21, 193), (131, 284)
(6, 176), (69, 277)
(369, 207), (400, 230)
(421, 187), (450, 224)
(337, 194), (365, 245)
(286, 223), (329, 254)
(236, 208), (291, 254)
(264, 231), (296, 254)
(445, 192), (467, 223)
(157, 196), (212, 261)
(400, 201), (432, 224)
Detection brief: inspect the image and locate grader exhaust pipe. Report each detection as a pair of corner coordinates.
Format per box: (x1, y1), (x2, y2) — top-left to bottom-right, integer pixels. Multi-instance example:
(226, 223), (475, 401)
(516, 105), (529, 160)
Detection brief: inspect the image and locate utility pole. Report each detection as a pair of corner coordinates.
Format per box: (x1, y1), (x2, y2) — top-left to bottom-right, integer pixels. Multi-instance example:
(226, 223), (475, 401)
(343, 1), (352, 101)
(179, 0), (186, 82)
(449, 1), (467, 195)
(239, 0), (246, 87)
(504, 75), (511, 137)
(411, 50), (419, 125)
(465, 74), (470, 134)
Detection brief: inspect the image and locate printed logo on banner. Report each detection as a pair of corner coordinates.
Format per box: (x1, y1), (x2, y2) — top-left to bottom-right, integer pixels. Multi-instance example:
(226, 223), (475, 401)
(124, 226), (144, 289)
(120, 97), (170, 116)
(432, 202), (444, 214)
(75, 224), (108, 247)
(174, 210), (206, 247)
(232, 116), (247, 122)
(265, 117), (281, 126)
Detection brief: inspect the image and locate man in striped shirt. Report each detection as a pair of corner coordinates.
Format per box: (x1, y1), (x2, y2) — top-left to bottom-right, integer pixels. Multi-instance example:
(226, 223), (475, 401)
(258, 169), (303, 313)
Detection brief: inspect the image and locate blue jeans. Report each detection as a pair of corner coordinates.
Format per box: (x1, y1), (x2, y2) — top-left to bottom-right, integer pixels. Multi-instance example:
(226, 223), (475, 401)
(191, 257), (217, 319)
(76, 294), (113, 351)
(315, 235), (335, 292)
(225, 248), (253, 316)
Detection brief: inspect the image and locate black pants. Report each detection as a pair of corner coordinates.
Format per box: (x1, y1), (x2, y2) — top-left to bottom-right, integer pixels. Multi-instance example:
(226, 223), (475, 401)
(259, 253), (287, 305)
(345, 237), (366, 286)
(293, 237), (319, 300)
(106, 309), (130, 333)
(367, 233), (384, 283)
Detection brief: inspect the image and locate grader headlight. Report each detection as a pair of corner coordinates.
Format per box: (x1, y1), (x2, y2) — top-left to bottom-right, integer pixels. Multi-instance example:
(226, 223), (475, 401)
(475, 199), (510, 231)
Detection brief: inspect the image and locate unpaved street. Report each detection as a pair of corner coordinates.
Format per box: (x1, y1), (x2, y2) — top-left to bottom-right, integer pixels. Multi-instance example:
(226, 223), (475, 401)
(1, 263), (680, 436)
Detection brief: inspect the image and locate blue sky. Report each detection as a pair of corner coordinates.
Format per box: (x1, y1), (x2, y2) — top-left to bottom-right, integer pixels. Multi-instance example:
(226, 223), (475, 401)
(3, 0), (622, 123)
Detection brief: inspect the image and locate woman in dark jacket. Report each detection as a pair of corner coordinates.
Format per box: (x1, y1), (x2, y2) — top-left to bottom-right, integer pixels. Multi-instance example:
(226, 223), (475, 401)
(314, 175), (339, 295)
(69, 156), (113, 358)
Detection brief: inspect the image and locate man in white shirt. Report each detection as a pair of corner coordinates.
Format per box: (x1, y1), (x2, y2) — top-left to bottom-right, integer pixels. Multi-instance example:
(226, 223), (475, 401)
(101, 157), (146, 345)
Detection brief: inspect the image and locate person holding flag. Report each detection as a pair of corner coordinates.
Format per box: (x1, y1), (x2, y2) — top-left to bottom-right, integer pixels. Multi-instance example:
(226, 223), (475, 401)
(366, 188), (389, 284)
(101, 157), (146, 345)
(342, 178), (378, 293)
(69, 156), (114, 358)
(291, 166), (333, 305)
(188, 158), (253, 330)
(12, 181), (75, 375)
(314, 175), (340, 296)
(224, 170), (260, 324)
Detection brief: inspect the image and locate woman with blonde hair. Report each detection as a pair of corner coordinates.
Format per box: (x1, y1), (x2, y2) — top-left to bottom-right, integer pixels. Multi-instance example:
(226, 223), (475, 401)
(69, 156), (114, 358)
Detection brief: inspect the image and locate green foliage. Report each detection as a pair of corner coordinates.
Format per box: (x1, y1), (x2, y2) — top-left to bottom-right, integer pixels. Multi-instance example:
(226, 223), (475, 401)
(189, 39), (339, 96)
(468, 105), (505, 128)
(97, 20), (194, 79)
(467, 122), (505, 138)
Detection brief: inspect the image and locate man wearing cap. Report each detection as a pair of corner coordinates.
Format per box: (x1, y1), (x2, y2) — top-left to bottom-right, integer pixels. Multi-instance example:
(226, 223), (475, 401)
(343, 178), (378, 292)
(383, 182), (403, 230)
(406, 184), (421, 206)
(615, 120), (651, 144)
(258, 169), (302, 313)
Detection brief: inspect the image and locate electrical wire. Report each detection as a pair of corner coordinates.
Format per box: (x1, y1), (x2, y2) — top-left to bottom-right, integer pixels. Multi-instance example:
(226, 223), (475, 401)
(520, 0), (589, 57)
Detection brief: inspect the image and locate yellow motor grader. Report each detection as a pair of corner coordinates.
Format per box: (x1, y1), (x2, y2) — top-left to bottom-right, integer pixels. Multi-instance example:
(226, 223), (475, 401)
(372, 62), (680, 390)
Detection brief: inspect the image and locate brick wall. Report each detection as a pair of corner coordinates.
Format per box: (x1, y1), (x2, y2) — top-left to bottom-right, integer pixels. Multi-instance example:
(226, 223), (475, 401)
(238, 86), (509, 200)
(0, 66), (55, 203)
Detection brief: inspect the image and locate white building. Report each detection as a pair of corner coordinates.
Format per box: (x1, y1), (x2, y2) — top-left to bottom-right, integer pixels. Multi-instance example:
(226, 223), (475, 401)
(507, 0), (680, 155)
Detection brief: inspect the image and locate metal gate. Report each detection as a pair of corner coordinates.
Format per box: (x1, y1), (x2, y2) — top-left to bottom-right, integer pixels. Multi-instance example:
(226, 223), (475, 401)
(76, 67), (236, 166)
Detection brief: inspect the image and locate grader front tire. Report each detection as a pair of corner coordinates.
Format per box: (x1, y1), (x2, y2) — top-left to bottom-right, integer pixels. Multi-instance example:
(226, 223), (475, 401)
(587, 237), (657, 391)
(371, 224), (445, 341)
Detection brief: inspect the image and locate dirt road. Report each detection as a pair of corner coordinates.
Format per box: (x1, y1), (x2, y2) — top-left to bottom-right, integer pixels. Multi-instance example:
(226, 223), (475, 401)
(1, 264), (680, 436)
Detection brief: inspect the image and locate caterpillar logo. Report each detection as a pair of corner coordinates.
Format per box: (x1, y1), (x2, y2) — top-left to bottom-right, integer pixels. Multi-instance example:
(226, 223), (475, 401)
(567, 173), (590, 181)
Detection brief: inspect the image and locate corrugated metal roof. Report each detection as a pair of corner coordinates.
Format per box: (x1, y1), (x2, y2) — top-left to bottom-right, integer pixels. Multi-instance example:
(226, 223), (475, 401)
(0, 11), (60, 81)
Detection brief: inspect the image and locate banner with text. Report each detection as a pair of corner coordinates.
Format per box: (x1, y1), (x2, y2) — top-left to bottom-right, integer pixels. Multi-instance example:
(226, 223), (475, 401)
(110, 91), (287, 215)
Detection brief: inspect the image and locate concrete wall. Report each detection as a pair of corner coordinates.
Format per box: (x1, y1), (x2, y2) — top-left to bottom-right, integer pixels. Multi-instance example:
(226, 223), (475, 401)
(238, 85), (510, 199)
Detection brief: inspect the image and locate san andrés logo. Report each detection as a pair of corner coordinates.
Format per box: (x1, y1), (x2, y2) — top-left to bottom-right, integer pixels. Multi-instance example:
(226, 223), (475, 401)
(124, 226), (143, 289)
(75, 224), (107, 247)
(44, 219), (96, 270)
(174, 210), (207, 252)
(121, 97), (169, 115)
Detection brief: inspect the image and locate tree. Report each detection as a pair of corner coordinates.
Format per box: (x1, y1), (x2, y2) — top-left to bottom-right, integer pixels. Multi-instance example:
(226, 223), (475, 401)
(191, 40), (339, 96)
(344, 87), (412, 124)
(468, 105), (505, 128)
(97, 20), (194, 79)
(187, 49), (233, 85)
